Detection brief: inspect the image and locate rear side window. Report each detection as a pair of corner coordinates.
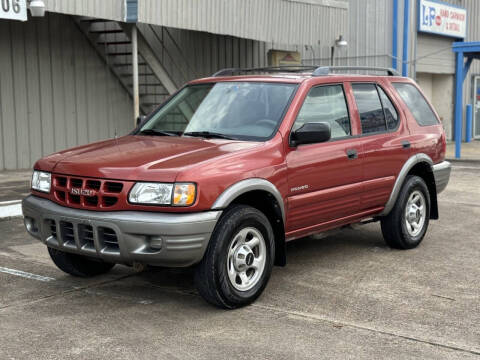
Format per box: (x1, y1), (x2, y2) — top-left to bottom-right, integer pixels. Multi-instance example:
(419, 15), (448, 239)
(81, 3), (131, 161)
(393, 83), (439, 126)
(293, 84), (351, 140)
(352, 83), (386, 134)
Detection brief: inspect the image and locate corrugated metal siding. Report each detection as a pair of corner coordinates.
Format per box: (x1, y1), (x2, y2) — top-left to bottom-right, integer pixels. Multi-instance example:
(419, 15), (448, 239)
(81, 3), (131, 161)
(300, 0), (393, 68)
(462, 0), (480, 120)
(43, 0), (125, 21)
(343, 0), (392, 68)
(0, 13), (133, 170)
(138, 24), (268, 87)
(138, 0), (348, 45)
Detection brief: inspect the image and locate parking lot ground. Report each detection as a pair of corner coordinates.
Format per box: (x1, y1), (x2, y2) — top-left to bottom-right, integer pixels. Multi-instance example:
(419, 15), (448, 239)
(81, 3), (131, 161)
(0, 164), (479, 359)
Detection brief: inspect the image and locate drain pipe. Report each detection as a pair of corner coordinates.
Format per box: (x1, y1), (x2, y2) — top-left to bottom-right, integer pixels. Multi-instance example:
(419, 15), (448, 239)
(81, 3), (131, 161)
(132, 25), (140, 125)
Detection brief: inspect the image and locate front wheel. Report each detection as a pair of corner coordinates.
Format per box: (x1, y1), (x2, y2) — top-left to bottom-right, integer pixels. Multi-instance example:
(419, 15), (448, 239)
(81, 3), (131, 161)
(194, 205), (275, 309)
(381, 175), (430, 249)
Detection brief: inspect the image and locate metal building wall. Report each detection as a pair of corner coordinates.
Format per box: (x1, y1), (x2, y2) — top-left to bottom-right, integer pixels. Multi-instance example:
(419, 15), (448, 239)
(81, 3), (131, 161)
(138, 24), (269, 89)
(462, 0), (480, 116)
(43, 0), (125, 21)
(138, 0), (348, 46)
(342, 0), (393, 68)
(301, 0), (394, 68)
(0, 13), (133, 170)
(408, 0), (463, 76)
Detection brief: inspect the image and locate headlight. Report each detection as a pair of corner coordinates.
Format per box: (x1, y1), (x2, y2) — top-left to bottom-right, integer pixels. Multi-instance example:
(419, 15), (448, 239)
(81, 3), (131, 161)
(129, 182), (196, 206)
(31, 171), (51, 193)
(129, 183), (173, 205)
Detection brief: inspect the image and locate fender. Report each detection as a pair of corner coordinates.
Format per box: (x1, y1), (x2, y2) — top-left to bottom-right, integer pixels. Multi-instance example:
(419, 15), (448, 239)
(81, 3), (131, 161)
(379, 153), (433, 216)
(211, 178), (286, 224)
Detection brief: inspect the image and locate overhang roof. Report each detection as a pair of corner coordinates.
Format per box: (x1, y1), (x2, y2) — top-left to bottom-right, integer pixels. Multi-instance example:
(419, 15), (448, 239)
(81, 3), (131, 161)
(43, 0), (349, 46)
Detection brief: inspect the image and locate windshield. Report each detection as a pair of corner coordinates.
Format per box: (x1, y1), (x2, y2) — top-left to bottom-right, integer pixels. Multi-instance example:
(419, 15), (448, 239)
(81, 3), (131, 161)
(138, 82), (297, 141)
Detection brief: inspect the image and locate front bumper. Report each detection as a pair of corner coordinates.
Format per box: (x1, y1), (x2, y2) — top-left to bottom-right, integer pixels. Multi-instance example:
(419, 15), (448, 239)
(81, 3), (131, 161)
(432, 161), (451, 194)
(22, 195), (222, 267)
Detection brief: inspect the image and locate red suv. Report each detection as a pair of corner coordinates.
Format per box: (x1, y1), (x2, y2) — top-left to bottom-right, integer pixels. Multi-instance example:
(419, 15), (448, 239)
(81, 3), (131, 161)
(23, 66), (451, 308)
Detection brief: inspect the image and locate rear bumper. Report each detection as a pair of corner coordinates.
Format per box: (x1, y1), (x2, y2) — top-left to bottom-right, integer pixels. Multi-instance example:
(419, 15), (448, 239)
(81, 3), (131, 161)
(22, 195), (221, 267)
(432, 161), (451, 194)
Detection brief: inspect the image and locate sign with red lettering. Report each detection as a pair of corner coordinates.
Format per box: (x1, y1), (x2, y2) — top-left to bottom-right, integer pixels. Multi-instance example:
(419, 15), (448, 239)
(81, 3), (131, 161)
(418, 0), (467, 39)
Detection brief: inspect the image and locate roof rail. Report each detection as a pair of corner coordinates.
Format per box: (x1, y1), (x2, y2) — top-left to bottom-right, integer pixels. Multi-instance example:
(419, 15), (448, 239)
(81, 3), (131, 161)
(211, 65), (401, 77)
(211, 65), (318, 77)
(312, 66), (400, 76)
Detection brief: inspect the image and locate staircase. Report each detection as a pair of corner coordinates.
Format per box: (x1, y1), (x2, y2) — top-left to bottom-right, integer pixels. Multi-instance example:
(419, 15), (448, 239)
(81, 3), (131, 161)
(74, 17), (176, 115)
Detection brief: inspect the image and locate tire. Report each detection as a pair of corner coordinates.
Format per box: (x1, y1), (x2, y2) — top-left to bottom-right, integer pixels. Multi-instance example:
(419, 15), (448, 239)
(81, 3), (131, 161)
(194, 204), (275, 309)
(381, 175), (430, 249)
(48, 247), (115, 277)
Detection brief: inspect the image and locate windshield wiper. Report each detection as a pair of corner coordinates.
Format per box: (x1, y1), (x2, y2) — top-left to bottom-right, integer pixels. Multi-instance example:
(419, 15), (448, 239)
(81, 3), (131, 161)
(183, 131), (237, 140)
(138, 129), (178, 137)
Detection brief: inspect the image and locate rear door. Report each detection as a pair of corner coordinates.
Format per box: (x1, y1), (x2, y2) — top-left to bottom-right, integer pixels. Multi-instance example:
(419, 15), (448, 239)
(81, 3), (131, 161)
(350, 81), (411, 211)
(285, 83), (364, 235)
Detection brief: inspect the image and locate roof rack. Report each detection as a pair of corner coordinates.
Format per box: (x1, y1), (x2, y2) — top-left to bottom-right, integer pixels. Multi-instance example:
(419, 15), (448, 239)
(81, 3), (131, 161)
(211, 65), (318, 77)
(211, 65), (401, 77)
(312, 66), (400, 76)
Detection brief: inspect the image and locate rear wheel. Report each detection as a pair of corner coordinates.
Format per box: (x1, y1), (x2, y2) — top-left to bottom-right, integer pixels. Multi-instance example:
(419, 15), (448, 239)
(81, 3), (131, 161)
(381, 175), (430, 249)
(194, 205), (275, 309)
(48, 247), (115, 277)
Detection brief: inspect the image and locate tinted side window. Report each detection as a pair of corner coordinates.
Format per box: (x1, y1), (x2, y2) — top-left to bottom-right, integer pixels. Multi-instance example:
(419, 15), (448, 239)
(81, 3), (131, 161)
(352, 83), (386, 134)
(293, 85), (351, 139)
(378, 87), (399, 130)
(393, 83), (439, 126)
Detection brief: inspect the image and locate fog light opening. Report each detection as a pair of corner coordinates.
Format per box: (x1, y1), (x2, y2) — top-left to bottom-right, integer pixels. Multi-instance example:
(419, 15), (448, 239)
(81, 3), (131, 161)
(149, 236), (163, 250)
(24, 216), (38, 234)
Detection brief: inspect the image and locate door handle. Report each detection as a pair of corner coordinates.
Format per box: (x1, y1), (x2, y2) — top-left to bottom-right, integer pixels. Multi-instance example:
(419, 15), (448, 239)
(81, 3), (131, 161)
(346, 149), (358, 160)
(402, 141), (411, 149)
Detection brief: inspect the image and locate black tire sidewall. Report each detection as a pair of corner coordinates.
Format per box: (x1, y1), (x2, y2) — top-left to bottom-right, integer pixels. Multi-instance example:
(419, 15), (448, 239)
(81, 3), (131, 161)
(211, 206), (275, 307)
(398, 176), (430, 247)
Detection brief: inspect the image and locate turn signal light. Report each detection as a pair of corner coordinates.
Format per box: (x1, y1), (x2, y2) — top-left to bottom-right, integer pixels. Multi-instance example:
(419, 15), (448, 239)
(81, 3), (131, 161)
(173, 183), (196, 206)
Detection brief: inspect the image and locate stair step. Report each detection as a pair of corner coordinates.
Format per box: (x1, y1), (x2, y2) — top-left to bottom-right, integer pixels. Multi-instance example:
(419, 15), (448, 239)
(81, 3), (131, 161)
(80, 19), (114, 23)
(120, 73), (155, 77)
(113, 63), (147, 67)
(107, 52), (134, 56)
(127, 83), (164, 87)
(97, 41), (131, 45)
(90, 29), (123, 34)
(142, 102), (166, 106)
(140, 93), (167, 97)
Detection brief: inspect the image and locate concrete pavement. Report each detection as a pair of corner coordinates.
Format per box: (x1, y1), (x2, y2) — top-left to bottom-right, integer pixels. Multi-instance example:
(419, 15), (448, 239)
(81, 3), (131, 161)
(446, 139), (480, 162)
(0, 164), (479, 359)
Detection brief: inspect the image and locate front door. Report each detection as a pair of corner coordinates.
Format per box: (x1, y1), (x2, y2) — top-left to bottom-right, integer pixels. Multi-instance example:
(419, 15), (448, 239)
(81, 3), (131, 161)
(285, 83), (364, 235)
(474, 76), (480, 139)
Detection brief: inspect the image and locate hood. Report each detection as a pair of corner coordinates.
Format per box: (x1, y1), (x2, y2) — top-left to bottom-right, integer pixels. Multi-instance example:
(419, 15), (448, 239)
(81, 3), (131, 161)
(37, 135), (261, 182)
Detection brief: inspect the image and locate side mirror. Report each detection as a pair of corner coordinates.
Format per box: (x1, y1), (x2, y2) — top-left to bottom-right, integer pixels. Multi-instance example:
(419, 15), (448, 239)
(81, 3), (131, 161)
(290, 122), (331, 146)
(136, 115), (146, 127)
